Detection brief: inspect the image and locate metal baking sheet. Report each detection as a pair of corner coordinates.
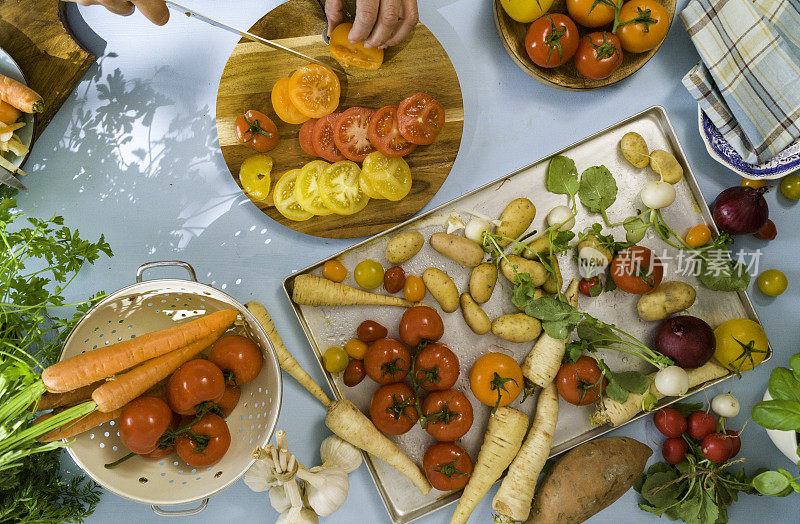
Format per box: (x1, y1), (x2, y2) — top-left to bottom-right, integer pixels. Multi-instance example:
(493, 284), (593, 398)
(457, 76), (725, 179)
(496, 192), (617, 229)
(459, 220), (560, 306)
(282, 106), (770, 524)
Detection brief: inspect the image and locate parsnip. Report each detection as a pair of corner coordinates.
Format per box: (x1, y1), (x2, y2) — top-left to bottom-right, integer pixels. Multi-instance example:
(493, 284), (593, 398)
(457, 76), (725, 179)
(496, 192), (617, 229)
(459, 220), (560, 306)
(292, 274), (412, 307)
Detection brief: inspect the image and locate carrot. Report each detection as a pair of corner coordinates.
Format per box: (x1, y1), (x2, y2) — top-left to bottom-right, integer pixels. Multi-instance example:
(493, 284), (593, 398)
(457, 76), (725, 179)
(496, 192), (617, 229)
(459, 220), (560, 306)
(246, 301), (331, 406)
(592, 359), (729, 427)
(0, 74), (43, 113)
(247, 300), (431, 495)
(493, 383), (559, 522)
(42, 309), (239, 393)
(292, 274), (413, 307)
(326, 399), (431, 495)
(92, 330), (224, 413)
(450, 406), (529, 524)
(34, 381), (105, 412)
(522, 279), (579, 387)
(0, 99), (21, 124)
(37, 407), (120, 442)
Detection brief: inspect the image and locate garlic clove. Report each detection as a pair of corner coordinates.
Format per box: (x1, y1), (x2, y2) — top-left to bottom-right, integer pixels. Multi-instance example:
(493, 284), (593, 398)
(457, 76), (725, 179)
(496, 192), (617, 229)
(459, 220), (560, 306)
(276, 507), (319, 524)
(243, 458), (280, 492)
(319, 435), (362, 474)
(269, 484), (292, 513)
(296, 465), (350, 517)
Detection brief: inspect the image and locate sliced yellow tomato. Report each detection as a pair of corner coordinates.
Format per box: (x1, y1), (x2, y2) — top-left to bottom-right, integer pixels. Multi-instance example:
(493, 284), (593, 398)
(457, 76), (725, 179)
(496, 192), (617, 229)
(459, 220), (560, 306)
(359, 169), (383, 200)
(329, 23), (384, 70)
(272, 77), (310, 124)
(319, 160), (370, 215)
(238, 154), (273, 200)
(273, 169), (313, 221)
(295, 160), (333, 215)
(362, 151), (412, 201)
(289, 64), (341, 119)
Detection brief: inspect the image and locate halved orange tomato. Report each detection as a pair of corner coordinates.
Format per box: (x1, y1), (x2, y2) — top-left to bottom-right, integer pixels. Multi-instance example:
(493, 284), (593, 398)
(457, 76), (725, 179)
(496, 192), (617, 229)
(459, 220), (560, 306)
(271, 77), (310, 124)
(329, 23), (384, 70)
(288, 64), (341, 119)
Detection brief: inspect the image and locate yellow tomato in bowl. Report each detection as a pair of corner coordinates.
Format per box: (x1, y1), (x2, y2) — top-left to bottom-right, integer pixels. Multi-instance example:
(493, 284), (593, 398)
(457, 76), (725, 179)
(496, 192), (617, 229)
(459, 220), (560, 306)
(500, 0), (555, 23)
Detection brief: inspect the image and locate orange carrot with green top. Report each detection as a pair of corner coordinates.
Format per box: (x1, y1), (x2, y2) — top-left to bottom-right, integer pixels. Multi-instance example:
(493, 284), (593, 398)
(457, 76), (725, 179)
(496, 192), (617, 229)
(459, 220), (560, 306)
(0, 74), (43, 113)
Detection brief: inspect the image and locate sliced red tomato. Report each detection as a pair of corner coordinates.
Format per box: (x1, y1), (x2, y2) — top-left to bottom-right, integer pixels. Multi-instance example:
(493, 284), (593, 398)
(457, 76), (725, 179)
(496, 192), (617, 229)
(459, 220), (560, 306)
(397, 93), (445, 146)
(333, 107), (376, 162)
(312, 113), (346, 162)
(368, 106), (417, 157)
(299, 119), (318, 157)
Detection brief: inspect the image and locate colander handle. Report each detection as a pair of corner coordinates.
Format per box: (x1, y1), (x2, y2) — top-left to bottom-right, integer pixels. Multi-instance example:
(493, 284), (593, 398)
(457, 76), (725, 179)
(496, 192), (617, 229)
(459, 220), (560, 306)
(136, 261), (198, 283)
(151, 499), (208, 516)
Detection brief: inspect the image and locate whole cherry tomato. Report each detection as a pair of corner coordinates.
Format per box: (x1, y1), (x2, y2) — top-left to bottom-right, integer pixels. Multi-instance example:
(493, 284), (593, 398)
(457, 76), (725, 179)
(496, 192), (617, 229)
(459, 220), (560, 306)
(343, 359), (366, 387)
(322, 260), (347, 282)
(414, 343), (460, 391)
(364, 338), (410, 384)
(167, 359), (226, 415)
(574, 32), (623, 80)
(235, 110), (279, 152)
(119, 396), (174, 455)
(384, 266), (406, 294)
(357, 320), (388, 343)
(616, 0), (670, 53)
(610, 245), (664, 294)
(369, 383), (419, 435)
(685, 224), (712, 247)
(469, 353), (523, 409)
(209, 335), (263, 385)
(555, 356), (606, 405)
(753, 219), (777, 241)
(423, 442), (473, 491)
(399, 305), (444, 347)
(525, 14), (580, 68)
(403, 275), (426, 302)
(344, 338), (368, 359)
(422, 389), (473, 442)
(175, 413), (231, 467)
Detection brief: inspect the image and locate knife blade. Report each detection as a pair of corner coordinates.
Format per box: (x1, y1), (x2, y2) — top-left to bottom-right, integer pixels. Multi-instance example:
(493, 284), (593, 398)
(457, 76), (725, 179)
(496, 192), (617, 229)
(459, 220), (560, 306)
(165, 1), (350, 76)
(0, 168), (27, 192)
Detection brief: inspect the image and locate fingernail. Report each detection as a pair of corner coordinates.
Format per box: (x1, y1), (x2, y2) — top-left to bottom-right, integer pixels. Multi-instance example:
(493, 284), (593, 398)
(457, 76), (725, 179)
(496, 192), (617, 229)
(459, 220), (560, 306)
(363, 41), (374, 48)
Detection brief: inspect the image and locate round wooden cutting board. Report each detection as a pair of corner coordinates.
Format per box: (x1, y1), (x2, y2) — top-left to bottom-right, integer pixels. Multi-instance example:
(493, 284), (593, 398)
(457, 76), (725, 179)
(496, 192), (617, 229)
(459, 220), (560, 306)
(216, 0), (464, 238)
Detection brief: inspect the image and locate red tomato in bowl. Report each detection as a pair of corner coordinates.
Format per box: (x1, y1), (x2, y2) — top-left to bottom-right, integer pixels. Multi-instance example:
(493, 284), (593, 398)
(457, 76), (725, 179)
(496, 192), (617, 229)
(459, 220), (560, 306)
(167, 359), (226, 415)
(525, 14), (580, 68)
(397, 93), (445, 146)
(414, 343), (460, 391)
(235, 110), (279, 152)
(175, 413), (231, 467)
(610, 245), (664, 294)
(367, 106), (417, 157)
(399, 305), (444, 347)
(574, 32), (623, 80)
(312, 113), (346, 162)
(423, 442), (473, 491)
(364, 338), (410, 384)
(209, 335), (263, 385)
(422, 389), (473, 441)
(369, 383), (419, 435)
(119, 396), (174, 455)
(333, 107), (376, 162)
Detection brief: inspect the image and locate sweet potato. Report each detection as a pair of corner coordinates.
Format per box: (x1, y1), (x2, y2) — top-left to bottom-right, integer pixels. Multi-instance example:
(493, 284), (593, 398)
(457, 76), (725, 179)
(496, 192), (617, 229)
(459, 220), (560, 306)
(526, 437), (652, 524)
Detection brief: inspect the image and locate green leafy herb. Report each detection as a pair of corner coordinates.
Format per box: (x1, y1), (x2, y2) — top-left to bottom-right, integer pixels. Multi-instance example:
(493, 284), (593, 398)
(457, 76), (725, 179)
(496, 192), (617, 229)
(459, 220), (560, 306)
(546, 155), (579, 205)
(697, 249), (751, 292)
(752, 400), (800, 431)
(578, 165), (617, 225)
(768, 366), (800, 403)
(670, 402), (704, 417)
(623, 214), (650, 243)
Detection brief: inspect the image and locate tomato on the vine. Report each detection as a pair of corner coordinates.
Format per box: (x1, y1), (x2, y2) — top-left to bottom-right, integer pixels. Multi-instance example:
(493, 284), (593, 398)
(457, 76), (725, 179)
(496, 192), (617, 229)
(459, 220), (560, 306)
(616, 0), (670, 53)
(175, 413), (231, 467)
(414, 343), (460, 391)
(167, 359), (226, 415)
(423, 442), (473, 491)
(422, 389), (474, 442)
(685, 224), (712, 247)
(215, 384), (241, 417)
(469, 353), (523, 410)
(399, 305), (444, 347)
(369, 383), (419, 435)
(364, 338), (410, 384)
(574, 32), (623, 81)
(566, 0), (621, 27)
(119, 396), (174, 455)
(713, 318), (769, 373)
(610, 245), (664, 294)
(556, 356), (606, 405)
(235, 110), (279, 152)
(525, 14), (580, 68)
(209, 335), (263, 385)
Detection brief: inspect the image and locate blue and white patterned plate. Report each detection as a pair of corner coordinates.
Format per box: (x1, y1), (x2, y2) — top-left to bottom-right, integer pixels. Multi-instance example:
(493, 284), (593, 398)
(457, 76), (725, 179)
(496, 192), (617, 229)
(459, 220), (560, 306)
(698, 106), (800, 180)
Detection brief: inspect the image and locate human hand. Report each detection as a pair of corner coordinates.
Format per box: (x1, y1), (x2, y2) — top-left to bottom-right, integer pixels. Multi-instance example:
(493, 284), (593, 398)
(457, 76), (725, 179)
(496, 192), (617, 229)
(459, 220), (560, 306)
(325, 0), (419, 49)
(64, 0), (170, 26)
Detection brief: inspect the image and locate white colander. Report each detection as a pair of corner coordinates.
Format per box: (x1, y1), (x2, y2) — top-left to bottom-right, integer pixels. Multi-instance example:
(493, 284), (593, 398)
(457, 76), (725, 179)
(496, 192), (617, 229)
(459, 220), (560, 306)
(59, 261), (282, 516)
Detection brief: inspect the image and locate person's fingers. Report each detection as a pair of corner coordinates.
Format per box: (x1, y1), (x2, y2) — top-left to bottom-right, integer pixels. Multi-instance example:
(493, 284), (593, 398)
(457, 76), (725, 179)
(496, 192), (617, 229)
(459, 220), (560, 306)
(102, 0), (136, 16)
(132, 0), (169, 25)
(325, 0), (345, 35)
(382, 0), (418, 48)
(349, 0), (380, 43)
(364, 0), (402, 48)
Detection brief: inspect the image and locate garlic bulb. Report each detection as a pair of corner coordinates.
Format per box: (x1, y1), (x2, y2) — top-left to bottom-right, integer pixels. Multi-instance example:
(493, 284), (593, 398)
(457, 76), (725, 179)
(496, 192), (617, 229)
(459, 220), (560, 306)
(296, 465), (349, 517)
(319, 436), (362, 473)
(269, 484), (292, 513)
(276, 507), (318, 524)
(243, 456), (281, 492)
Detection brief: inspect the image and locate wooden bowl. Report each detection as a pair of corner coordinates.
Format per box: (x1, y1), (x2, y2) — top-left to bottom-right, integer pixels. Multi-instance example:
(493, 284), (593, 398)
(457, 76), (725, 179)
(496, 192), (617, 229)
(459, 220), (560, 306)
(493, 0), (676, 90)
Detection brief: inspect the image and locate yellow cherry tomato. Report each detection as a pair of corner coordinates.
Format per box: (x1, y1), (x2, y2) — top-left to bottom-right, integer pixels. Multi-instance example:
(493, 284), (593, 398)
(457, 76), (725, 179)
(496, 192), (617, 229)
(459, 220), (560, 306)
(239, 154), (273, 200)
(780, 174), (800, 200)
(322, 260), (347, 282)
(323, 346), (349, 374)
(273, 169), (313, 221)
(362, 151), (412, 201)
(757, 269), (788, 296)
(741, 177), (766, 189)
(295, 160), (333, 216)
(685, 224), (712, 248)
(403, 275), (426, 302)
(344, 338), (368, 360)
(713, 319), (769, 373)
(469, 353), (523, 409)
(354, 259), (384, 289)
(500, 0), (555, 23)
(318, 160), (370, 215)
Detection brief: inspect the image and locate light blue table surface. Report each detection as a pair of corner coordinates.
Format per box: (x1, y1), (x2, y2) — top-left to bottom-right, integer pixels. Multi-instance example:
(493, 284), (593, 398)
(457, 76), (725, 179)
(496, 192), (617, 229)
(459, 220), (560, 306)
(17, 1), (798, 522)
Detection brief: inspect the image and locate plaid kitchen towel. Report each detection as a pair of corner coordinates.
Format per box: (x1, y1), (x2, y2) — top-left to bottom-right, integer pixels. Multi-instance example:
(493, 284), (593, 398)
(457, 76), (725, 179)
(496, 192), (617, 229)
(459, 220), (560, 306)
(680, 0), (800, 164)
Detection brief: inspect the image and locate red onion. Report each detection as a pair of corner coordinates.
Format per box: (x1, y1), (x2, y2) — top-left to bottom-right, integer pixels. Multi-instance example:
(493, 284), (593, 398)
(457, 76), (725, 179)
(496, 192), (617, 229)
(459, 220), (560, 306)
(656, 316), (715, 369)
(712, 186), (769, 235)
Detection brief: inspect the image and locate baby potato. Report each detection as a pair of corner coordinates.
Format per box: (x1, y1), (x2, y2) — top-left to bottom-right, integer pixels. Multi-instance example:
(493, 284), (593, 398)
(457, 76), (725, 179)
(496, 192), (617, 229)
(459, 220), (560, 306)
(522, 234), (552, 259)
(496, 198), (536, 247)
(500, 255), (547, 286)
(649, 150), (684, 184)
(542, 255), (562, 294)
(460, 293), (491, 334)
(637, 281), (696, 321)
(491, 313), (542, 343)
(385, 231), (424, 264)
(470, 263), (498, 303)
(422, 268), (459, 313)
(429, 232), (485, 267)
(620, 132), (650, 168)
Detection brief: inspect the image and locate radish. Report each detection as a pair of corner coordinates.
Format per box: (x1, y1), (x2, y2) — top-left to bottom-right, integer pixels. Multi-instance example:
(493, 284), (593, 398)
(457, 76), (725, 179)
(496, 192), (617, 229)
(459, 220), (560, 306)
(546, 205), (575, 231)
(711, 393), (740, 418)
(641, 180), (676, 209)
(654, 366), (690, 396)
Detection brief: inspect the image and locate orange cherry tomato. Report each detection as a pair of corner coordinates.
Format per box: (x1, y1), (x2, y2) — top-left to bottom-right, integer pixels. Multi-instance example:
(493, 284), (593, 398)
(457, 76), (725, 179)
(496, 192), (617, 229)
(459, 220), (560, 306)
(235, 110), (279, 152)
(288, 64), (341, 119)
(403, 275), (426, 302)
(566, 0), (620, 27)
(271, 77), (310, 124)
(616, 0), (670, 53)
(322, 260), (347, 282)
(685, 224), (712, 248)
(329, 23), (384, 70)
(741, 177), (766, 189)
(345, 338), (369, 359)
